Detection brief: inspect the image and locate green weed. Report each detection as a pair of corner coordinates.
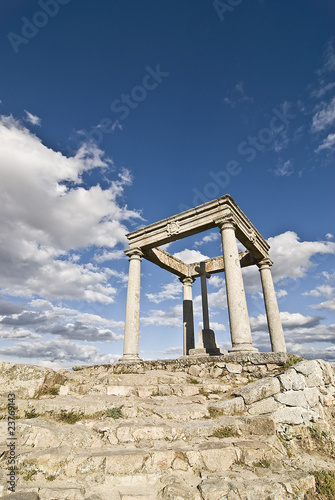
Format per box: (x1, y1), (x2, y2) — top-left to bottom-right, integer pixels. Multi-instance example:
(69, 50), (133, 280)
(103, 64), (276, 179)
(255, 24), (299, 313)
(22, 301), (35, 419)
(312, 470), (335, 498)
(106, 407), (122, 419)
(58, 410), (83, 424)
(24, 408), (39, 419)
(23, 469), (37, 481)
(211, 426), (237, 438)
(253, 458), (270, 468)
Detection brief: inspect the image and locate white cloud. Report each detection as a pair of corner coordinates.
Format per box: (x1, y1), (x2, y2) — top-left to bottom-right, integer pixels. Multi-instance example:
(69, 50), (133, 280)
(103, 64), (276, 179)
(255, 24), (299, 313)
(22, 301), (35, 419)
(312, 96), (335, 132)
(250, 311), (322, 332)
(194, 232), (220, 247)
(311, 82), (335, 99)
(315, 133), (335, 152)
(326, 233), (334, 240)
(323, 39), (335, 73)
(268, 231), (335, 283)
(24, 110), (41, 126)
(156, 346), (183, 357)
(173, 249), (209, 264)
(94, 249), (126, 262)
(274, 160), (294, 177)
(311, 298), (335, 312)
(0, 115), (141, 302)
(146, 279), (181, 303)
(141, 305), (182, 327)
(223, 81), (253, 107)
(0, 338), (110, 366)
(303, 285), (334, 299)
(0, 299), (124, 343)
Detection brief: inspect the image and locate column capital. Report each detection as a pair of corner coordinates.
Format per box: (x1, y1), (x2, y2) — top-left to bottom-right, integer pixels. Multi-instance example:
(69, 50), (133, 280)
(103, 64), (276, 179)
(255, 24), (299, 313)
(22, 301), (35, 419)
(214, 216), (236, 232)
(124, 248), (143, 260)
(179, 276), (195, 285)
(257, 257), (273, 270)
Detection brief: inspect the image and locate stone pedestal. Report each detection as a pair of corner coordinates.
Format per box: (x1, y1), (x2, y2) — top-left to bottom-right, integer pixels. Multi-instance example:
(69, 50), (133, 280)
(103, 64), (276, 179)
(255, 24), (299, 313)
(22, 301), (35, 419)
(189, 329), (224, 356)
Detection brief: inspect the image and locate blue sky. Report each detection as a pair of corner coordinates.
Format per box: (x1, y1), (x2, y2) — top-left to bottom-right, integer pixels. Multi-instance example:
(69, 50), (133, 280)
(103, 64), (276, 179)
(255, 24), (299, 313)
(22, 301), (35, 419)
(0, 0), (334, 369)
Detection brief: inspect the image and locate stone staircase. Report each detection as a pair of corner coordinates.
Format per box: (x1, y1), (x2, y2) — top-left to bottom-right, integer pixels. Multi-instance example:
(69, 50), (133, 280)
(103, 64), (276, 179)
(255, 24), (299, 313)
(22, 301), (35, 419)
(0, 354), (335, 499)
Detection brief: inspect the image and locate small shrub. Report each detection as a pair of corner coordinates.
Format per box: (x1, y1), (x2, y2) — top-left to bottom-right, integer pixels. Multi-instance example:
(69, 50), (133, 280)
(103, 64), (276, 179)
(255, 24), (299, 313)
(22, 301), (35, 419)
(58, 410), (82, 424)
(23, 469), (37, 481)
(106, 407), (122, 419)
(189, 378), (200, 384)
(46, 474), (56, 481)
(24, 408), (39, 419)
(277, 432), (294, 458)
(208, 407), (225, 418)
(211, 426), (236, 438)
(283, 355), (303, 369)
(48, 385), (60, 395)
(313, 470), (335, 498)
(254, 458), (270, 468)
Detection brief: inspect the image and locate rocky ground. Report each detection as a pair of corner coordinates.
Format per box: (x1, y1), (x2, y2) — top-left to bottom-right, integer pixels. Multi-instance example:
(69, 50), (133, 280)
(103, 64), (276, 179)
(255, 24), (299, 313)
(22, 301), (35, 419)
(0, 353), (335, 499)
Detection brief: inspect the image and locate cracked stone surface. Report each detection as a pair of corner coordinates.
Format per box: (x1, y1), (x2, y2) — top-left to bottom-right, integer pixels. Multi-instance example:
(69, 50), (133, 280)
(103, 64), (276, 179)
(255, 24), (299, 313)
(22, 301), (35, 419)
(0, 355), (335, 499)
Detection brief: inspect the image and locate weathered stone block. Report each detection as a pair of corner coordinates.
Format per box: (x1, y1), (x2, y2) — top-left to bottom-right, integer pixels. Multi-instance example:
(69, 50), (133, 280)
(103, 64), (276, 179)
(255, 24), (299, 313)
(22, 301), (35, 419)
(0, 494), (40, 500)
(248, 396), (283, 416)
(137, 386), (157, 398)
(286, 369), (306, 390)
(116, 424), (135, 443)
(240, 415), (277, 435)
(146, 450), (175, 471)
(294, 360), (321, 377)
(200, 445), (237, 472)
(278, 373), (292, 391)
(188, 365), (201, 377)
(38, 487), (85, 499)
(198, 478), (230, 500)
(180, 385), (200, 397)
(273, 407), (306, 425)
(0, 362), (53, 398)
(105, 451), (147, 474)
(208, 396), (245, 416)
(226, 363), (242, 374)
(107, 386), (134, 396)
(317, 359), (335, 385)
(274, 390), (308, 408)
(233, 376), (281, 404)
(303, 387), (321, 408)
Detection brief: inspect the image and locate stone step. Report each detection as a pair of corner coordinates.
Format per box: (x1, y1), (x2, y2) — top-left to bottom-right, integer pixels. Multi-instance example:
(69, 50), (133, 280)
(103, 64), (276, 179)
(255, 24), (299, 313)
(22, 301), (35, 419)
(198, 470), (315, 500)
(1, 410), (277, 453)
(16, 433), (287, 479)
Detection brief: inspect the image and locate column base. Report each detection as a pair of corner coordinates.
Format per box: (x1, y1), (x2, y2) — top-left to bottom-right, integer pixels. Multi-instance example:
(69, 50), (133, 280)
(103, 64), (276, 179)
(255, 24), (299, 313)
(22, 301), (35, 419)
(117, 354), (143, 363)
(188, 347), (227, 357)
(228, 343), (258, 353)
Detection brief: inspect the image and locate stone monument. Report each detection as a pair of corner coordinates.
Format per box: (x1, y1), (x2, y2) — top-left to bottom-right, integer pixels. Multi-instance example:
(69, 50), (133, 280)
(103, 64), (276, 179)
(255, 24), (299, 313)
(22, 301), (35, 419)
(119, 195), (286, 362)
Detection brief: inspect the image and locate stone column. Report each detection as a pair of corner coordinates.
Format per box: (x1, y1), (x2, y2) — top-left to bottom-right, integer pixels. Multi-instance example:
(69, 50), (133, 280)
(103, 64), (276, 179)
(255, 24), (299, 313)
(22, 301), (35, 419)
(179, 277), (195, 355)
(119, 248), (143, 362)
(258, 258), (286, 352)
(218, 218), (257, 352)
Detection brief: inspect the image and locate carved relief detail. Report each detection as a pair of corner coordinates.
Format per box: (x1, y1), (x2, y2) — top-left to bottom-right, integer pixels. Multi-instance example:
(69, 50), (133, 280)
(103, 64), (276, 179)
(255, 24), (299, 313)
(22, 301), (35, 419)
(166, 221), (180, 235)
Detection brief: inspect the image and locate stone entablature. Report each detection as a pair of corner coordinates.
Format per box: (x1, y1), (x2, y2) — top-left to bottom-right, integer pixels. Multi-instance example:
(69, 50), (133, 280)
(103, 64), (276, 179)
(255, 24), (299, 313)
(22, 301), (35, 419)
(119, 195), (286, 362)
(126, 195), (269, 261)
